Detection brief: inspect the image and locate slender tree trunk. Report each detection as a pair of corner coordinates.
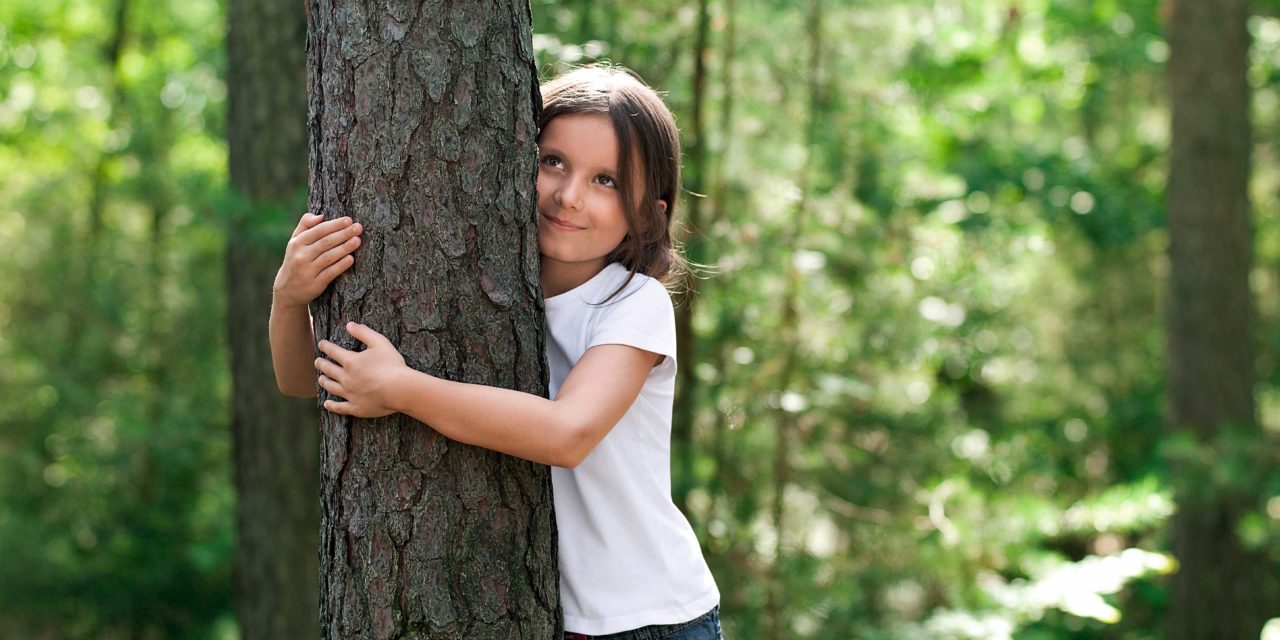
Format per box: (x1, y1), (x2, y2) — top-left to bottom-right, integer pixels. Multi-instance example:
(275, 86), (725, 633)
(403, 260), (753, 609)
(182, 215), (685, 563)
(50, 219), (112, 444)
(225, 0), (320, 637)
(705, 0), (737, 528)
(673, 0), (712, 518)
(87, 0), (129, 251)
(1166, 0), (1276, 637)
(73, 0), (129, 359)
(307, 2), (559, 637)
(573, 0), (593, 45)
(711, 0), (737, 210)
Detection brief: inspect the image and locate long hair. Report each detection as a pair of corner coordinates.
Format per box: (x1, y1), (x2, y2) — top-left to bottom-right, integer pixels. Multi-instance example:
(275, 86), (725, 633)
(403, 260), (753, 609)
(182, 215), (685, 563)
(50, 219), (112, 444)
(538, 65), (684, 295)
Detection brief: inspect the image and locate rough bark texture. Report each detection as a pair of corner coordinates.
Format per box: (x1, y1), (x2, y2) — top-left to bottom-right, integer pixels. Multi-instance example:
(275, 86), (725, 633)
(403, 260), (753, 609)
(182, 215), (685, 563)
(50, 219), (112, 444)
(307, 1), (559, 638)
(226, 0), (321, 638)
(1166, 0), (1275, 637)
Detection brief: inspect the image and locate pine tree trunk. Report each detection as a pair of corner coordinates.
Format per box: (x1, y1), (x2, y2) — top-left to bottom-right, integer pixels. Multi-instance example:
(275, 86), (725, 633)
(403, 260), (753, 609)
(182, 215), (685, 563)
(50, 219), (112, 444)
(307, 2), (559, 637)
(225, 0), (320, 637)
(1166, 0), (1275, 637)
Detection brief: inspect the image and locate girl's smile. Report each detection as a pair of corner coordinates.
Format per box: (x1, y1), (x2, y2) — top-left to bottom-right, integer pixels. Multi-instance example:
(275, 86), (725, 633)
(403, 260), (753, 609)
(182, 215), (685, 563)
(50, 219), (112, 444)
(542, 212), (586, 231)
(536, 113), (630, 295)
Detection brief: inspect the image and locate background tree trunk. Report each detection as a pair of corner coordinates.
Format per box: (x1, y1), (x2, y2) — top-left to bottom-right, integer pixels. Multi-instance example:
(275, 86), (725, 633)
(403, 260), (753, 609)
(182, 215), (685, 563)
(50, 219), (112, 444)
(672, 0), (711, 518)
(1166, 0), (1276, 637)
(307, 1), (559, 637)
(225, 0), (320, 637)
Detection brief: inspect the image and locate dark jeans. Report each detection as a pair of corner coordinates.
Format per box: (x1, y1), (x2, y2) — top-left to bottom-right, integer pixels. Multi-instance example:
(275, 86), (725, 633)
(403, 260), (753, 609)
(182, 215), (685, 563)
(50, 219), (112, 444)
(564, 606), (723, 640)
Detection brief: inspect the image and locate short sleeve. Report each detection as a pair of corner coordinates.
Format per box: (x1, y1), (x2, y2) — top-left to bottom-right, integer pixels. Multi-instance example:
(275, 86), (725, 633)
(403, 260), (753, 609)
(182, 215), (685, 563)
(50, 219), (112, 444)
(587, 277), (677, 376)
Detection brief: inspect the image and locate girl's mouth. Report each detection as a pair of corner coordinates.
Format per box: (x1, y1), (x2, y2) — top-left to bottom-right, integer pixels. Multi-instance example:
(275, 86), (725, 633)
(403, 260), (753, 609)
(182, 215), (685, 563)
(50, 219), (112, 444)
(542, 213), (584, 231)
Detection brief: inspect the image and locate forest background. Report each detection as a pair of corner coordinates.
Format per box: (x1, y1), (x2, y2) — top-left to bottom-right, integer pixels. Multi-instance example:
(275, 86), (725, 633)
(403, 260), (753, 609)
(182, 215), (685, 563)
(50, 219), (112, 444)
(3, 0), (1280, 638)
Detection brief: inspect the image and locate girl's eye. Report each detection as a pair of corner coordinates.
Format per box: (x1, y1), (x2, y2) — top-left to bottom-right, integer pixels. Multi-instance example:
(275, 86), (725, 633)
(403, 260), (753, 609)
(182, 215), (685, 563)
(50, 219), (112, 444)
(541, 155), (564, 168)
(595, 175), (617, 188)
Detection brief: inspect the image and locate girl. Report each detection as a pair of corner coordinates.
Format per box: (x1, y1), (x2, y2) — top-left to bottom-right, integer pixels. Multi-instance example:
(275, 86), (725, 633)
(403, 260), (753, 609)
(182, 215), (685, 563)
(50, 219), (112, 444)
(269, 65), (723, 639)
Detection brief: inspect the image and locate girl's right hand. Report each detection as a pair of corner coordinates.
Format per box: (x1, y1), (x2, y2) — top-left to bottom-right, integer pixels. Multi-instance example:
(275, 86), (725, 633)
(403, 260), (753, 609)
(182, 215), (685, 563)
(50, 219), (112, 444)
(272, 212), (363, 308)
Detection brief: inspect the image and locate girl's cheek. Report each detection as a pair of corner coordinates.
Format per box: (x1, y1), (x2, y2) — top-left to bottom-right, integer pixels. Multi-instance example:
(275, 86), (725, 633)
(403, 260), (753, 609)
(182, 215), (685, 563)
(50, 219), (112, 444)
(535, 172), (554, 195)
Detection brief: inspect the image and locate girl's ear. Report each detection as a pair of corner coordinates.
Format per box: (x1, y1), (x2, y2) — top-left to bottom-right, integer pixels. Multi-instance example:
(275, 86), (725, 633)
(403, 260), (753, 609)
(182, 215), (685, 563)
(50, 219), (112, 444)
(657, 199), (668, 215)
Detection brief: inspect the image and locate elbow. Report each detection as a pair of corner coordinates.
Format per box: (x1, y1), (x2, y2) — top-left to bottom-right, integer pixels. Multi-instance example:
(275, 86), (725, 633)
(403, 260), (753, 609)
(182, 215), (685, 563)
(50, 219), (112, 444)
(272, 361), (318, 398)
(556, 450), (587, 470)
(553, 420), (599, 469)
(276, 377), (317, 398)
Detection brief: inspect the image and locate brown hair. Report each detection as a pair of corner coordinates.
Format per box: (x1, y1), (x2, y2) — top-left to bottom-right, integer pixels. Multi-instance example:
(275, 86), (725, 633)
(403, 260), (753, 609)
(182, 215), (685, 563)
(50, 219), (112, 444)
(538, 65), (684, 295)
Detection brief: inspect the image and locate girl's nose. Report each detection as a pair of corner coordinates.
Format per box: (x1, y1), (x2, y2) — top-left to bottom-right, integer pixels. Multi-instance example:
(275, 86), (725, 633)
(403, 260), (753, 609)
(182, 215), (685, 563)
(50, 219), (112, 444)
(557, 177), (585, 211)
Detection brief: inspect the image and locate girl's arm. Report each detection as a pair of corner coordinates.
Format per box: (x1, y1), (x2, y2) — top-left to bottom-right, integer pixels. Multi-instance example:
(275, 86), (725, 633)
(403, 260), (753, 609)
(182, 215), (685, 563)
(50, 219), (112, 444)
(316, 322), (659, 468)
(269, 301), (320, 397)
(269, 213), (363, 396)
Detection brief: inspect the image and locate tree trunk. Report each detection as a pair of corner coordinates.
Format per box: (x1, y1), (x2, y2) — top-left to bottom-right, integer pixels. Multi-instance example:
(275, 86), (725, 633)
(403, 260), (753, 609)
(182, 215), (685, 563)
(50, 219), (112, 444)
(673, 0), (711, 519)
(705, 0), (737, 533)
(225, 0), (321, 638)
(74, 0), (129, 358)
(1166, 0), (1275, 637)
(307, 2), (559, 638)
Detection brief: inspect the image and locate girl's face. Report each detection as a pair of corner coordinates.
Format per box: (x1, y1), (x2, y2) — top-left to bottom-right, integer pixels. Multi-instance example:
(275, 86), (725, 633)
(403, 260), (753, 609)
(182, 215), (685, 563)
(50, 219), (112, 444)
(536, 113), (630, 279)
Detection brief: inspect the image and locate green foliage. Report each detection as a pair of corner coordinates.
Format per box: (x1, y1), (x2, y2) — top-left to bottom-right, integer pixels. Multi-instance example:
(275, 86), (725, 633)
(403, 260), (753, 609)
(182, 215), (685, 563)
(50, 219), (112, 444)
(3, 0), (1279, 637)
(538, 0), (1277, 637)
(0, 0), (234, 637)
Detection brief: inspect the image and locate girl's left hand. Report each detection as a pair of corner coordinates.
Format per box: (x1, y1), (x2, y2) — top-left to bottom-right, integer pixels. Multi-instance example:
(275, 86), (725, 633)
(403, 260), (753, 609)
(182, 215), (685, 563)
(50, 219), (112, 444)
(315, 322), (406, 418)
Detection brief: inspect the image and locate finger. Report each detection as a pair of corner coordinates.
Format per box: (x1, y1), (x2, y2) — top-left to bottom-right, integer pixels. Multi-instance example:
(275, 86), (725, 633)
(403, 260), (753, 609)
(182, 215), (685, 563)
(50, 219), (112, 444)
(295, 216), (357, 248)
(313, 231), (362, 268)
(314, 254), (356, 287)
(322, 399), (354, 415)
(317, 373), (346, 396)
(290, 212), (324, 238)
(312, 221), (363, 256)
(316, 339), (354, 366)
(293, 219), (358, 263)
(346, 321), (390, 349)
(314, 356), (343, 381)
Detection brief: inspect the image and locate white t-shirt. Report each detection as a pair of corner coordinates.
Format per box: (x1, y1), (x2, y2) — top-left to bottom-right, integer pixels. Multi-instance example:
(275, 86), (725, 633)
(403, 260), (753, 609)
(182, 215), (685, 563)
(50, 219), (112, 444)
(544, 262), (720, 635)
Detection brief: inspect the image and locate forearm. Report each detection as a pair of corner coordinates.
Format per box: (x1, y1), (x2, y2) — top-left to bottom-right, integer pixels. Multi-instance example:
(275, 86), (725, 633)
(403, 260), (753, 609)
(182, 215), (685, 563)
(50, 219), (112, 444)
(269, 299), (319, 397)
(387, 369), (589, 468)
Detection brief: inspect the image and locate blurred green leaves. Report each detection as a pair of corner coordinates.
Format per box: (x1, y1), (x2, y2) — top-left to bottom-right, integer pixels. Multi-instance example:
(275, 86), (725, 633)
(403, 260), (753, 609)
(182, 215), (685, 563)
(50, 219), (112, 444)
(0, 0), (232, 637)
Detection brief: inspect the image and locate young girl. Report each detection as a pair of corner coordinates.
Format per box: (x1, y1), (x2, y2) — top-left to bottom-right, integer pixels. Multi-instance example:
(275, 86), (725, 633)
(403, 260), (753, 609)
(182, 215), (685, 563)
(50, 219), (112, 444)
(269, 65), (723, 639)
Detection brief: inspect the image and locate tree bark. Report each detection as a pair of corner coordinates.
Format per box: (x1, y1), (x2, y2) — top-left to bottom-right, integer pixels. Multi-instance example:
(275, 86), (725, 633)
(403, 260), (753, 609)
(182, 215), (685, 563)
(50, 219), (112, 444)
(307, 1), (559, 638)
(225, 0), (321, 638)
(1166, 0), (1276, 637)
